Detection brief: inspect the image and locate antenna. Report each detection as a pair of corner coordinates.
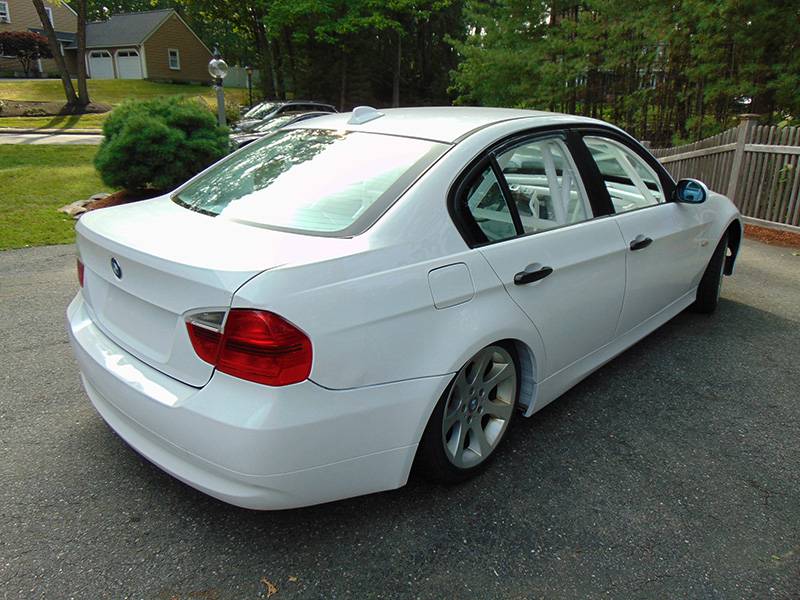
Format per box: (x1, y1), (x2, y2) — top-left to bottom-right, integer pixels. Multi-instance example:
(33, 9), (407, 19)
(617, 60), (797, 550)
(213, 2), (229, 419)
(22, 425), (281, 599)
(347, 106), (385, 125)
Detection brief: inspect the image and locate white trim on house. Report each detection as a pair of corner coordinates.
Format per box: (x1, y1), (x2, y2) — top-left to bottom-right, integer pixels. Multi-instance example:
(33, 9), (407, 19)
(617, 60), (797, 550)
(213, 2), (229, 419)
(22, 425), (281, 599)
(0, 1), (11, 24)
(139, 44), (148, 78)
(44, 6), (53, 26)
(167, 48), (180, 70)
(61, 1), (78, 17)
(114, 47), (143, 79)
(87, 49), (114, 79)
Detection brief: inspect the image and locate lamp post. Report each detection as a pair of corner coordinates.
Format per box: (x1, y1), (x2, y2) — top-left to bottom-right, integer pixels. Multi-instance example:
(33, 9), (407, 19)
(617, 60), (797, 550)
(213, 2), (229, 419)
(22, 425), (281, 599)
(208, 46), (229, 127)
(245, 65), (253, 108)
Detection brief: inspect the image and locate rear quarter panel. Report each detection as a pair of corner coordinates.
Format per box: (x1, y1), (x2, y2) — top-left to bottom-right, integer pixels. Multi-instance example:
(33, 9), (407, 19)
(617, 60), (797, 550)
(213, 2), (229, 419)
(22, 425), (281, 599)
(231, 124), (555, 391)
(232, 243), (546, 391)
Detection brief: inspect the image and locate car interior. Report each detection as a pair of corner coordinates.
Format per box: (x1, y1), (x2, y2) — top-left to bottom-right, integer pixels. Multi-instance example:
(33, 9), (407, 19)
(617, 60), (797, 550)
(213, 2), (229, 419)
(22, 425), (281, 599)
(466, 138), (591, 241)
(465, 136), (666, 242)
(583, 136), (664, 212)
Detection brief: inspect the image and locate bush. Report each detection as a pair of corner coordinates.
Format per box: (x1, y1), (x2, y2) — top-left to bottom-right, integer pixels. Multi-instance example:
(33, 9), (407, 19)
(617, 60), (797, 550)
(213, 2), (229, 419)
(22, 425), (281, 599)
(0, 31), (51, 76)
(94, 96), (229, 192)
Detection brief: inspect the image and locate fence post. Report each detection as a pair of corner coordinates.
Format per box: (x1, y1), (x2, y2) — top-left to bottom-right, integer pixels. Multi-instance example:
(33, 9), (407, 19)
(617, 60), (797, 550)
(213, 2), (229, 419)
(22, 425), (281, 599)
(727, 113), (759, 204)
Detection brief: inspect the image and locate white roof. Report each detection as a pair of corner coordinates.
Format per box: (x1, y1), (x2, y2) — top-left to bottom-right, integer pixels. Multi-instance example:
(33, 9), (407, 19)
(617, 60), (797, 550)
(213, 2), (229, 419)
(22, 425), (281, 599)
(290, 106), (575, 144)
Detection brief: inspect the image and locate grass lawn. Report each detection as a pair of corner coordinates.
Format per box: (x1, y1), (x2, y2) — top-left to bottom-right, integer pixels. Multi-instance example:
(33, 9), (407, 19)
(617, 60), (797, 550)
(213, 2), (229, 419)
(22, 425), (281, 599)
(0, 79), (249, 105)
(0, 145), (113, 250)
(0, 113), (108, 130)
(0, 79), (249, 130)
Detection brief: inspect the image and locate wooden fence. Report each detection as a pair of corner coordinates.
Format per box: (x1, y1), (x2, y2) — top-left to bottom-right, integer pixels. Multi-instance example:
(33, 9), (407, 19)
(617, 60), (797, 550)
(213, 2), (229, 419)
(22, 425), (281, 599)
(651, 115), (800, 228)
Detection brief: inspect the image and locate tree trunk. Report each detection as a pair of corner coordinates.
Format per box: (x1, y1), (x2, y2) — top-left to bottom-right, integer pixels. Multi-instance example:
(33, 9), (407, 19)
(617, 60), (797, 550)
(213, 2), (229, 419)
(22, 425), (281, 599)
(267, 39), (282, 100)
(75, 0), (90, 107)
(282, 28), (298, 98)
(249, 6), (274, 98)
(339, 50), (347, 111)
(392, 31), (401, 108)
(31, 0), (77, 107)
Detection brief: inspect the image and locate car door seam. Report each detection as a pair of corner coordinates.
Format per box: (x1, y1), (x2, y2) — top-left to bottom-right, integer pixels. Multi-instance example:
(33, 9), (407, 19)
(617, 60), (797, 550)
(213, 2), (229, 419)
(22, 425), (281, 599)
(475, 249), (549, 373)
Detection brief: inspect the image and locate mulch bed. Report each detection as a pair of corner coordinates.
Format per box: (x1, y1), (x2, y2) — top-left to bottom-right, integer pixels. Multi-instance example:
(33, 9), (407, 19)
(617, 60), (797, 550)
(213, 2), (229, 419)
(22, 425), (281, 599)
(85, 189), (163, 212)
(744, 224), (800, 249)
(0, 99), (111, 118)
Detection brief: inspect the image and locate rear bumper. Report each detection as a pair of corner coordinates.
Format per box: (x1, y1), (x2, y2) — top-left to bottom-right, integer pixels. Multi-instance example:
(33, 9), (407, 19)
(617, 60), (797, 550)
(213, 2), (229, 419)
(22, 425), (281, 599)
(67, 293), (449, 510)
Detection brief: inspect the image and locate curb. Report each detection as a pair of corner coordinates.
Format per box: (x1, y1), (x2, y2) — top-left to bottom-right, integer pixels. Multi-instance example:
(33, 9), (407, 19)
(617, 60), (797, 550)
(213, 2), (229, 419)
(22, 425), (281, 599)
(0, 128), (103, 135)
(741, 216), (800, 235)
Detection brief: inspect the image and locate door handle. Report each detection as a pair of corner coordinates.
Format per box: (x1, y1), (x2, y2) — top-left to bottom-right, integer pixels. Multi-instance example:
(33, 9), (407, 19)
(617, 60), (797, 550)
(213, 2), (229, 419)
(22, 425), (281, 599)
(514, 264), (553, 285)
(630, 234), (653, 251)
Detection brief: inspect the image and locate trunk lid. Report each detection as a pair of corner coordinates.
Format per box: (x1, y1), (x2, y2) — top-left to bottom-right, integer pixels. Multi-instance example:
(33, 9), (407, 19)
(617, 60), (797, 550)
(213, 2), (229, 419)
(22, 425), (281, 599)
(76, 196), (355, 387)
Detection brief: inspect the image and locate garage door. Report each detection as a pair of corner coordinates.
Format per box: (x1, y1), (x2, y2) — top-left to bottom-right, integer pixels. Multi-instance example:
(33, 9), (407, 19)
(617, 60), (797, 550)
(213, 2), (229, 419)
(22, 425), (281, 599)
(88, 51), (114, 79)
(116, 49), (142, 80)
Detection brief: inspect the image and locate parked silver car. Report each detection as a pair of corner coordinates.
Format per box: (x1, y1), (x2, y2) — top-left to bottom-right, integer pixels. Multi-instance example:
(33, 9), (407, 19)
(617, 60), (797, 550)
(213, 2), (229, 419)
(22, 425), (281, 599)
(234, 100), (336, 133)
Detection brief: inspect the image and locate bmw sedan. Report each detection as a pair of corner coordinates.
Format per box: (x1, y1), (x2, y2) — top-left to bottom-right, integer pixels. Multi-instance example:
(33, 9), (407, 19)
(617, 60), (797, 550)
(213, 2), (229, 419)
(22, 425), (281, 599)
(68, 107), (742, 509)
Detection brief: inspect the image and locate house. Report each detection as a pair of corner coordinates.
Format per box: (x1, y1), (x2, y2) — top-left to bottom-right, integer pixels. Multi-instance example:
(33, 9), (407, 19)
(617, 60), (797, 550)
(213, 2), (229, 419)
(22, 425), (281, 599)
(0, 0), (78, 75)
(74, 9), (213, 82)
(0, 3), (212, 83)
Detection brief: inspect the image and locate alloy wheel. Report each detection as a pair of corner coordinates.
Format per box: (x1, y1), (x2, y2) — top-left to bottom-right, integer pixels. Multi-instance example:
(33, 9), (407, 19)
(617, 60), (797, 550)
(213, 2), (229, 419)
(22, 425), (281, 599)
(441, 345), (517, 469)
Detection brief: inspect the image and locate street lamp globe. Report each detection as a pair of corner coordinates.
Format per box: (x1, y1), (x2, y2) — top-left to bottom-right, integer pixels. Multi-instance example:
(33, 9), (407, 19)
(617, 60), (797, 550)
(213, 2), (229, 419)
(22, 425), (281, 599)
(208, 46), (228, 127)
(208, 48), (229, 82)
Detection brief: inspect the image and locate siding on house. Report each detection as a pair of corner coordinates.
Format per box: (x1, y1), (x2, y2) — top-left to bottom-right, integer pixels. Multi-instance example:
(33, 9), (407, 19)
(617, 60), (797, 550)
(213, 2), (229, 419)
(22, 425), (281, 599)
(0, 0), (77, 34)
(0, 0), (78, 75)
(142, 13), (210, 83)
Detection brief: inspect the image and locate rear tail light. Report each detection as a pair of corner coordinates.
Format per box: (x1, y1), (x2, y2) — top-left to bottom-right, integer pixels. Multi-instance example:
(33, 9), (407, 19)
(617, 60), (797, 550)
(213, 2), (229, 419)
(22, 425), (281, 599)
(186, 309), (312, 386)
(77, 259), (85, 288)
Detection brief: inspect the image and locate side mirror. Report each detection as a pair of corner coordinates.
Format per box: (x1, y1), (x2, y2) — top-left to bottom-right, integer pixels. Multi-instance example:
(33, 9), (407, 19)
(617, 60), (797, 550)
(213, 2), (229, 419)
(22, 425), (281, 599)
(674, 178), (708, 204)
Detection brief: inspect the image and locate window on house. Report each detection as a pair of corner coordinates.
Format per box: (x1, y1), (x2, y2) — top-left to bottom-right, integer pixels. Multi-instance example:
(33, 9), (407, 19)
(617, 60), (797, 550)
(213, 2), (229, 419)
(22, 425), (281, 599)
(44, 6), (53, 26)
(168, 49), (180, 70)
(0, 1), (11, 23)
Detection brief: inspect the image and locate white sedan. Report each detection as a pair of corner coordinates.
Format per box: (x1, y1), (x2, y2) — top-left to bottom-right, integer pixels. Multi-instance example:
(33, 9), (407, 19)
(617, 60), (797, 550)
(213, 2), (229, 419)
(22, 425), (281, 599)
(67, 107), (742, 509)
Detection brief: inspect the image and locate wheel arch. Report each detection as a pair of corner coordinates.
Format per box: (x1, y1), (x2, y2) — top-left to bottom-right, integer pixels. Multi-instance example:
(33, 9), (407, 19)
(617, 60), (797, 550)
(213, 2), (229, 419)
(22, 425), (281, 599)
(431, 337), (540, 421)
(724, 218), (742, 276)
(496, 338), (539, 415)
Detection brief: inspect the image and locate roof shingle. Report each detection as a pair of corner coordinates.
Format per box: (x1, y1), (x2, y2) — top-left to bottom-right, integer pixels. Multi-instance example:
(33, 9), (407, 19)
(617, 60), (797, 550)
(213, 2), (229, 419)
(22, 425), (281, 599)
(65, 9), (174, 49)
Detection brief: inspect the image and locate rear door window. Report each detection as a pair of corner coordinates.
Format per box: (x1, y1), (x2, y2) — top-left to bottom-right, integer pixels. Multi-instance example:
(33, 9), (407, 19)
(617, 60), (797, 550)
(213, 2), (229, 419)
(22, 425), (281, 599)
(464, 166), (518, 242)
(457, 133), (595, 245)
(496, 137), (591, 234)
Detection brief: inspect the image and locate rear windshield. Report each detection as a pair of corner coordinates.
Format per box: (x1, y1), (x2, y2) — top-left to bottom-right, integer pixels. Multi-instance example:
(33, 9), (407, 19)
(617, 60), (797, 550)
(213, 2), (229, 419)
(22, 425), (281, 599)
(243, 101), (279, 119)
(174, 129), (446, 235)
(253, 114), (296, 133)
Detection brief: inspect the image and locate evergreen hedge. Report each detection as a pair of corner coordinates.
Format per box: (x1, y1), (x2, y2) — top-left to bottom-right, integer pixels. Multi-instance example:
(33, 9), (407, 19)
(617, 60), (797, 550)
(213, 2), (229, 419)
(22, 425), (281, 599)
(94, 97), (229, 192)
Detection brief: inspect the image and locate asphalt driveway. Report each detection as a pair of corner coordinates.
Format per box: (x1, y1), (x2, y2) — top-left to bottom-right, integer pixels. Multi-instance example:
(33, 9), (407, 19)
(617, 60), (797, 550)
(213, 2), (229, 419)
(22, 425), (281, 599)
(1, 239), (798, 599)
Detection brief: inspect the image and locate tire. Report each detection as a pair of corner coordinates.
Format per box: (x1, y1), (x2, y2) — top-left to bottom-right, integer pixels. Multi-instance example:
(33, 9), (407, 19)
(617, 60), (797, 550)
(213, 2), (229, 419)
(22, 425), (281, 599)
(693, 233), (728, 314)
(416, 344), (520, 484)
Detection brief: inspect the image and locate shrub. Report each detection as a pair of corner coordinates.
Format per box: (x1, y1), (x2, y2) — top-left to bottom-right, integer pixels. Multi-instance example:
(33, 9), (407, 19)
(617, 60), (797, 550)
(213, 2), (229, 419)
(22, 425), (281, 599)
(0, 31), (52, 76)
(94, 96), (230, 192)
